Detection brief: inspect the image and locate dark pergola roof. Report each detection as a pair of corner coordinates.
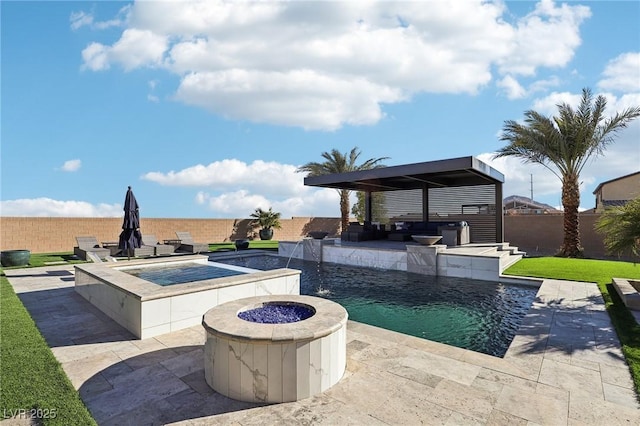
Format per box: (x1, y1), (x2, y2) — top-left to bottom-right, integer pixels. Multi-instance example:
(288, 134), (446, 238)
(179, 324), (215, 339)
(304, 156), (504, 192)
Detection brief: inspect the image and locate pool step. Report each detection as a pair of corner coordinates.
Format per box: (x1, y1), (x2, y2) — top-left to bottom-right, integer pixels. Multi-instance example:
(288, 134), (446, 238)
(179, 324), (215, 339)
(461, 243), (524, 273)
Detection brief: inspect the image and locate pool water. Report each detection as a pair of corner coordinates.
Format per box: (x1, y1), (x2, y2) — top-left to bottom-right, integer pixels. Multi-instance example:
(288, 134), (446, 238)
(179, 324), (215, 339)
(124, 262), (246, 286)
(216, 254), (537, 357)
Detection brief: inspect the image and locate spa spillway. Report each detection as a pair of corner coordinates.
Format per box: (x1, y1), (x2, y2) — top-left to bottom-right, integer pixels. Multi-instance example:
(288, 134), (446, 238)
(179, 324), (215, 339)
(202, 295), (348, 403)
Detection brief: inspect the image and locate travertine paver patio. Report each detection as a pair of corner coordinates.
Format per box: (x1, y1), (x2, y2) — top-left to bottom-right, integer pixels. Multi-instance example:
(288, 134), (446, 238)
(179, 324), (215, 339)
(4, 264), (640, 425)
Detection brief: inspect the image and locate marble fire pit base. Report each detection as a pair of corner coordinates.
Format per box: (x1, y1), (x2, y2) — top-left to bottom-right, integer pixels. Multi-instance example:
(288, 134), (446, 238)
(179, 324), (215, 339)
(202, 295), (348, 403)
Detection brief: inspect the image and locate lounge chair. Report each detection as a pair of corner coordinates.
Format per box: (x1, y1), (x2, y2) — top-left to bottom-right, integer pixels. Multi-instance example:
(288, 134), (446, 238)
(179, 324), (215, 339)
(74, 236), (110, 261)
(142, 234), (175, 256)
(175, 231), (209, 253)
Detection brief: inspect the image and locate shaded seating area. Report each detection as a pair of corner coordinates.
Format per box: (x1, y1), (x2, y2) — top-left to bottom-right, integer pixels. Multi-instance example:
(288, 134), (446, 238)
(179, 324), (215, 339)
(175, 231), (209, 253)
(387, 221), (466, 242)
(304, 156), (505, 245)
(341, 222), (387, 242)
(74, 236), (110, 261)
(141, 234), (175, 256)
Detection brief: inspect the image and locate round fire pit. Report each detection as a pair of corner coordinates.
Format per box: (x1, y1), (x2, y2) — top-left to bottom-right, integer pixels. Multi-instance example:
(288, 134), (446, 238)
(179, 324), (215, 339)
(202, 295), (348, 403)
(238, 302), (315, 323)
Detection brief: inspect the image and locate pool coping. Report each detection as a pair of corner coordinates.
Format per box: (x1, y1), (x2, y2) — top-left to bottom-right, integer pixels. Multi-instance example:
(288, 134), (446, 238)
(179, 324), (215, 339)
(75, 254), (301, 302)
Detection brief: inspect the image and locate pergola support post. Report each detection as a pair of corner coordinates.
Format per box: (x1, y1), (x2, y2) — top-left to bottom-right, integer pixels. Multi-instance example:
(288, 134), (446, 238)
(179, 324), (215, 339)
(495, 182), (504, 242)
(422, 185), (429, 222)
(365, 191), (372, 223)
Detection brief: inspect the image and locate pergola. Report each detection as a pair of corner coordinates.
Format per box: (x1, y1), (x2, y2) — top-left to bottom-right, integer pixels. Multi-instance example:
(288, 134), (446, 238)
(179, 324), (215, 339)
(303, 156), (505, 242)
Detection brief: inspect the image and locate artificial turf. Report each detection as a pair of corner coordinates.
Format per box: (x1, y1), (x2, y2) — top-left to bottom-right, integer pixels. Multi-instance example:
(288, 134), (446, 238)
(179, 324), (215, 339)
(0, 276), (96, 425)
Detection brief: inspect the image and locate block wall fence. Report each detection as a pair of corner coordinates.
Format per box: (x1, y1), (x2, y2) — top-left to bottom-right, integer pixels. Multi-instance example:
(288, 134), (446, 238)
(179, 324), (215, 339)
(0, 213), (631, 261)
(0, 217), (341, 254)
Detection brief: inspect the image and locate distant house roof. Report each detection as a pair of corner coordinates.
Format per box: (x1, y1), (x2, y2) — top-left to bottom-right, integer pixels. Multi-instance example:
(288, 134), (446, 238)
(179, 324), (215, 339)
(503, 195), (560, 212)
(592, 171), (640, 194)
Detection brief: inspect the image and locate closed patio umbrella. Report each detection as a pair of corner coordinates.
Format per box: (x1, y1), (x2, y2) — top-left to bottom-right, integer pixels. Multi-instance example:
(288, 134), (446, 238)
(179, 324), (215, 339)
(118, 186), (142, 260)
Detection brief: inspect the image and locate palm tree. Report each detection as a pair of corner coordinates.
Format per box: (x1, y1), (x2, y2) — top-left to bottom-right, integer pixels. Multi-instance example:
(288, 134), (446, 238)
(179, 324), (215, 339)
(494, 88), (640, 257)
(297, 147), (389, 233)
(595, 196), (640, 259)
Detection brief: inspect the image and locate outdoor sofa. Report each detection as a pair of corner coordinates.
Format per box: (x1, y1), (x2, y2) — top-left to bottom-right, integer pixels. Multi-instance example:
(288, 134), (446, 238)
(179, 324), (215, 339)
(387, 221), (463, 241)
(341, 222), (387, 242)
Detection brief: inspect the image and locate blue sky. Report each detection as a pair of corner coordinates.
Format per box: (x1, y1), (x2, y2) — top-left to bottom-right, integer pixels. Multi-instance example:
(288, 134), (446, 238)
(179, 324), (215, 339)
(2, 0), (639, 219)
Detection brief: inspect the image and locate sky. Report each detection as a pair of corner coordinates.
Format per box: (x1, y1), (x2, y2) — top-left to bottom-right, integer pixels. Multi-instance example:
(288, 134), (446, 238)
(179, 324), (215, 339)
(1, 0), (639, 219)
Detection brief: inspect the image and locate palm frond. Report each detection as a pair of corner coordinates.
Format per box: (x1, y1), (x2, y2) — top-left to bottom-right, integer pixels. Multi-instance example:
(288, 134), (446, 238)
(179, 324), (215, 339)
(495, 86), (640, 257)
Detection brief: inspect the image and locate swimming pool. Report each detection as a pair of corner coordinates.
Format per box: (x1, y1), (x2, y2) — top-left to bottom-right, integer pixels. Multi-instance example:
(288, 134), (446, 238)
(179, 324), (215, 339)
(214, 254), (537, 357)
(124, 262), (246, 286)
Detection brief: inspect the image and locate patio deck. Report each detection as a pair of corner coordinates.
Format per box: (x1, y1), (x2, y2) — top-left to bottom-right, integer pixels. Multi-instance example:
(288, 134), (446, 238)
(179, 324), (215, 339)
(4, 264), (639, 425)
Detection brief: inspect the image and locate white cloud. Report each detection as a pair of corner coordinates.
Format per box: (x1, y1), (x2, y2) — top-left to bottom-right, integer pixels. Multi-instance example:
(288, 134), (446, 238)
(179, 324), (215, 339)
(143, 158), (343, 217)
(598, 52), (640, 92)
(142, 159), (305, 196)
(479, 153), (561, 197)
(195, 188), (340, 218)
(59, 159), (81, 172)
(497, 75), (526, 100)
(81, 29), (167, 72)
(81, 42), (110, 71)
(70, 11), (94, 31)
(81, 0), (592, 130)
(111, 29), (168, 71)
(532, 90), (640, 122)
(0, 198), (121, 217)
(498, 0), (590, 76)
(175, 69), (404, 130)
(70, 6), (130, 31)
(531, 90), (583, 115)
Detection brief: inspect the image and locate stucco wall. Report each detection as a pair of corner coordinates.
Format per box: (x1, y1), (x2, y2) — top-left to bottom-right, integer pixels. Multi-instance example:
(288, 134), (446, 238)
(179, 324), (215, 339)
(0, 213), (632, 261)
(504, 213), (631, 260)
(0, 217), (341, 253)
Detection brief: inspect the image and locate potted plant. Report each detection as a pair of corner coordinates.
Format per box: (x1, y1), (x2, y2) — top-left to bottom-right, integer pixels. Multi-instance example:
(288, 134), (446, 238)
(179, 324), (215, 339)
(250, 207), (282, 240)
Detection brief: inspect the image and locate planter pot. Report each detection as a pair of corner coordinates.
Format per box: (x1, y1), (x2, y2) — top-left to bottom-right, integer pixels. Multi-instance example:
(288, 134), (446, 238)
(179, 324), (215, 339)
(1, 249), (31, 267)
(259, 228), (274, 240)
(234, 239), (250, 250)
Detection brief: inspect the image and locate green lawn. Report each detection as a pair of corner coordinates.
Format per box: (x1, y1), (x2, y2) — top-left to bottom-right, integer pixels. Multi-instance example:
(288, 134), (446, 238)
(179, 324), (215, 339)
(20, 252), (87, 268)
(0, 276), (96, 425)
(503, 257), (640, 396)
